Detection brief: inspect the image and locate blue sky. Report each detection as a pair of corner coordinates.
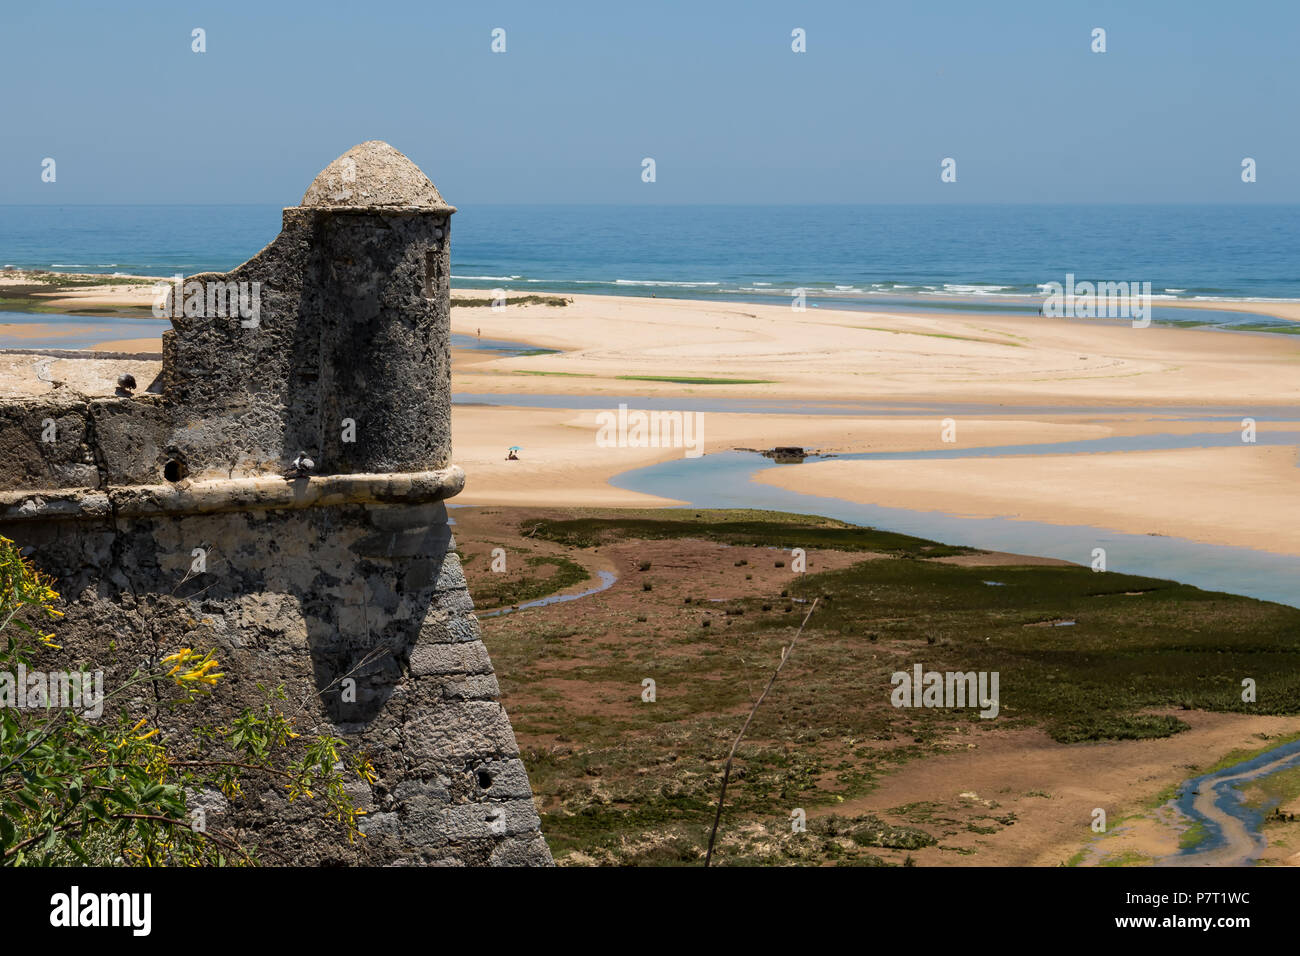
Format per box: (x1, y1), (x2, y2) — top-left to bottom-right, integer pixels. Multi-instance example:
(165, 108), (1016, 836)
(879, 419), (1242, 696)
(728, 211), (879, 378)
(2, 0), (1296, 204)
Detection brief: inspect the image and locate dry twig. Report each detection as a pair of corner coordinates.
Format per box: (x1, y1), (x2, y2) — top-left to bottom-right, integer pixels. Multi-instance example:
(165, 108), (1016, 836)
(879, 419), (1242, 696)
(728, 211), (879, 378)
(704, 597), (818, 866)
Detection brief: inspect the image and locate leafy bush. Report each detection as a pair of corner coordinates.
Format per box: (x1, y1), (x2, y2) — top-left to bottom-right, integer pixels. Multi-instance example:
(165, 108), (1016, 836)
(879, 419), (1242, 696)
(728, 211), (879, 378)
(0, 535), (373, 866)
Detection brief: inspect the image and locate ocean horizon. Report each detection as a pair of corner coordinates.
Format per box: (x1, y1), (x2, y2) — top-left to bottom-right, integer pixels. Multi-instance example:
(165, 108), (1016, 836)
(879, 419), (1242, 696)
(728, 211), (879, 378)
(3, 203), (1298, 306)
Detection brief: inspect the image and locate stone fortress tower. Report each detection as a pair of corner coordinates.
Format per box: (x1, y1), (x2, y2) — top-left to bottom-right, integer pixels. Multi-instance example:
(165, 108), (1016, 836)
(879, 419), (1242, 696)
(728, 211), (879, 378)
(0, 142), (552, 865)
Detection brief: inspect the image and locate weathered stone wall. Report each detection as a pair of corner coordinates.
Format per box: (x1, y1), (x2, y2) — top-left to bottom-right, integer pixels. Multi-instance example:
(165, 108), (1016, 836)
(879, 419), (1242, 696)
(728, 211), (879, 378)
(161, 206), (452, 481)
(0, 395), (170, 491)
(0, 141), (551, 865)
(4, 495), (548, 865)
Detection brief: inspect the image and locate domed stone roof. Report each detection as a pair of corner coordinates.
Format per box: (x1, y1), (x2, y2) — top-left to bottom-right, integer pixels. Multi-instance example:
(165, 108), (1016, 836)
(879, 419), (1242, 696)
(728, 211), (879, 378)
(300, 141), (454, 212)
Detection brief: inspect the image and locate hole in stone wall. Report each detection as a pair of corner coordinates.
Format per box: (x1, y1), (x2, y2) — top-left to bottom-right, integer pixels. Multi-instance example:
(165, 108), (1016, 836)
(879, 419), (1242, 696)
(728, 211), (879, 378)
(424, 250), (438, 298)
(477, 770), (492, 790)
(163, 459), (185, 482)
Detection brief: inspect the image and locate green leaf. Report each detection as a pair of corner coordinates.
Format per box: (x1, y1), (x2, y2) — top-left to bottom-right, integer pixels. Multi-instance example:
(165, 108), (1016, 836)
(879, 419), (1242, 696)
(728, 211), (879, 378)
(66, 836), (90, 864)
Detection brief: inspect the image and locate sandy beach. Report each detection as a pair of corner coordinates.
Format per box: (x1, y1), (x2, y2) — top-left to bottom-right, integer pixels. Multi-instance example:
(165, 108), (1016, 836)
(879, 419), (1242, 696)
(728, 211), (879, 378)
(757, 444), (1300, 556)
(6, 273), (1299, 404)
(447, 293), (1300, 406)
(448, 292), (1300, 555)
(13, 278), (1297, 520)
(5, 276), (1299, 553)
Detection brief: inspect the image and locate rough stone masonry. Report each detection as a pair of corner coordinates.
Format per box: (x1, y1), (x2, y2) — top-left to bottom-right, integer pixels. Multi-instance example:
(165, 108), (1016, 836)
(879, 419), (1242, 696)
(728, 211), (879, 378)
(0, 141), (553, 865)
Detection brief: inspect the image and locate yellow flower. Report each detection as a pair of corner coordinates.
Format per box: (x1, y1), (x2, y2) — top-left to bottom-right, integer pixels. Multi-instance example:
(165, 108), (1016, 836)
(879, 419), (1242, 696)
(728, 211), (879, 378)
(161, 648), (193, 676)
(163, 648), (224, 687)
(219, 778), (244, 800)
(179, 666), (223, 687)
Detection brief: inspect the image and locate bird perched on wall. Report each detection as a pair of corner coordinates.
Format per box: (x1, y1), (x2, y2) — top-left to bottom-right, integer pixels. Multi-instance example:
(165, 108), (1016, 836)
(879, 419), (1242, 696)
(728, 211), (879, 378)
(285, 451), (315, 479)
(115, 373), (137, 396)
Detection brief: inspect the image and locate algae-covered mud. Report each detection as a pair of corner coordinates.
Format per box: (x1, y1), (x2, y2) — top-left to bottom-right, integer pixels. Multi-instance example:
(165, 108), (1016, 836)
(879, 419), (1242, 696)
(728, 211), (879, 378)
(451, 506), (1300, 866)
(613, 450), (1300, 608)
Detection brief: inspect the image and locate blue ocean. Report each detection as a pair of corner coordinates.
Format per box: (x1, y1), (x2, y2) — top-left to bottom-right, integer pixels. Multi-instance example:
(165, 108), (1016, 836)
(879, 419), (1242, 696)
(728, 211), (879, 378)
(1, 203), (1297, 308)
